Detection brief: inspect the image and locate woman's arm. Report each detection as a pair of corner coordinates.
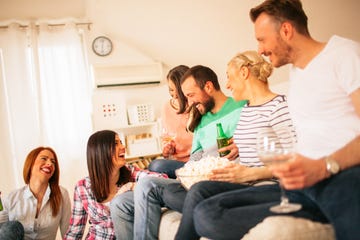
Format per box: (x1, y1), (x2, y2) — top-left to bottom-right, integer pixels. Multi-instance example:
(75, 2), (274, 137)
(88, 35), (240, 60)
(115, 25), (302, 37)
(210, 164), (273, 183)
(64, 183), (88, 240)
(59, 187), (72, 238)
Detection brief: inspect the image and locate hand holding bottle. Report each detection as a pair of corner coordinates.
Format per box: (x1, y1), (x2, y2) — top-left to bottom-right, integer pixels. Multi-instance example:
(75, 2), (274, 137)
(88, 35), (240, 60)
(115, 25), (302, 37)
(216, 123), (231, 157)
(218, 138), (239, 161)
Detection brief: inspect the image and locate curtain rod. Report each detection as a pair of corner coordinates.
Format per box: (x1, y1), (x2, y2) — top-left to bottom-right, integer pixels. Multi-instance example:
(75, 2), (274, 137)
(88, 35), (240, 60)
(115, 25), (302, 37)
(0, 22), (92, 29)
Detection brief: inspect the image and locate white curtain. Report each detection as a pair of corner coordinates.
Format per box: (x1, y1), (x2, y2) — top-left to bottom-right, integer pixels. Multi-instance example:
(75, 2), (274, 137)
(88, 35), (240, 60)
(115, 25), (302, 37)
(0, 22), (93, 195)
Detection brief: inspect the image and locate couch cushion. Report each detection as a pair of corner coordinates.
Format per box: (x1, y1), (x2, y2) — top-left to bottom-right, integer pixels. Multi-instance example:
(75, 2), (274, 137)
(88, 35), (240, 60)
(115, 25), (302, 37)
(242, 216), (335, 240)
(158, 210), (182, 240)
(158, 209), (209, 240)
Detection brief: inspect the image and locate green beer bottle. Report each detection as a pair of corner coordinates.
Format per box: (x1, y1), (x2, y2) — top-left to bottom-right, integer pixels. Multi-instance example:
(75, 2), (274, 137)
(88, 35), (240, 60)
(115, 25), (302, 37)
(216, 123), (230, 157)
(0, 191), (3, 211)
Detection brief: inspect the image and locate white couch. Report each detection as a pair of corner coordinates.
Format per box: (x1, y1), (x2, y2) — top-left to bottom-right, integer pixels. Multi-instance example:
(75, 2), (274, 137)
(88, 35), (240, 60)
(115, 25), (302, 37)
(158, 209), (335, 240)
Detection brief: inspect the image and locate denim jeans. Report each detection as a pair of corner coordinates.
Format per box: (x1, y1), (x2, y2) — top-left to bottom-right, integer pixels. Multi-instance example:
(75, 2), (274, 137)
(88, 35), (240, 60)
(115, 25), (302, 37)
(110, 191), (134, 240)
(193, 166), (360, 240)
(175, 181), (280, 240)
(148, 159), (185, 179)
(133, 176), (180, 240)
(0, 221), (24, 240)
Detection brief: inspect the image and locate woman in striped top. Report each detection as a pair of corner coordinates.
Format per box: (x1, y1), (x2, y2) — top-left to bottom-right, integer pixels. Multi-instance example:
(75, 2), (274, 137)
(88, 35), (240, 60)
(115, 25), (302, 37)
(173, 51), (296, 240)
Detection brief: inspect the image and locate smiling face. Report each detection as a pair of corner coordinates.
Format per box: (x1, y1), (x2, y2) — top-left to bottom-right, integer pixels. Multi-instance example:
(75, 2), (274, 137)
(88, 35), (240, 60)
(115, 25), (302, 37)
(226, 64), (247, 101)
(31, 149), (56, 182)
(112, 134), (126, 169)
(168, 79), (178, 99)
(181, 76), (215, 114)
(254, 13), (292, 68)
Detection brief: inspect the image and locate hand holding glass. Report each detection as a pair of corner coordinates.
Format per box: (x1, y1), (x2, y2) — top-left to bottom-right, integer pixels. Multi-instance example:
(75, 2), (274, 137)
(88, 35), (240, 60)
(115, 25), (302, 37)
(257, 127), (302, 213)
(161, 128), (176, 159)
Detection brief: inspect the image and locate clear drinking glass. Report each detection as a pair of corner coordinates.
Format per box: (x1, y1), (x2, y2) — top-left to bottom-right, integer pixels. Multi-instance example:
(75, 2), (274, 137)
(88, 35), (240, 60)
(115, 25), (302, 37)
(257, 127), (302, 213)
(161, 128), (176, 159)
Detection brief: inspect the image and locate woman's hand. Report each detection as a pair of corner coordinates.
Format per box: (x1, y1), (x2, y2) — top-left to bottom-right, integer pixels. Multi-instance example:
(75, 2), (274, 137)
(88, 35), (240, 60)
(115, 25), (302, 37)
(162, 140), (176, 158)
(269, 153), (327, 190)
(118, 182), (136, 194)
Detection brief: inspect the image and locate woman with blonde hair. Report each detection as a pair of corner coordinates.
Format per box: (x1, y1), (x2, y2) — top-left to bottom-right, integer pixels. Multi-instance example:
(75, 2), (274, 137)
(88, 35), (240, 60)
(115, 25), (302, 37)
(172, 50), (296, 240)
(0, 147), (71, 240)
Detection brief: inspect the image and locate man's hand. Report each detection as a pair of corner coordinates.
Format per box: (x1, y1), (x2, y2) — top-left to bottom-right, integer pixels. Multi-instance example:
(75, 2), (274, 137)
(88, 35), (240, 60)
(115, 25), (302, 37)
(270, 153), (327, 189)
(219, 138), (239, 161)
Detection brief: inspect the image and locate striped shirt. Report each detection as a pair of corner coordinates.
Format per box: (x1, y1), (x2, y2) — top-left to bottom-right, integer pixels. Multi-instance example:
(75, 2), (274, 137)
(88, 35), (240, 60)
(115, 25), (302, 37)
(64, 165), (167, 240)
(233, 95), (295, 167)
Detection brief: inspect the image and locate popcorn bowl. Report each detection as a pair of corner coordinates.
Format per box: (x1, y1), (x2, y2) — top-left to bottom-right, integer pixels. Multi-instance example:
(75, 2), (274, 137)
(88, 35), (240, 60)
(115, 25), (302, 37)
(175, 169), (210, 190)
(175, 156), (231, 190)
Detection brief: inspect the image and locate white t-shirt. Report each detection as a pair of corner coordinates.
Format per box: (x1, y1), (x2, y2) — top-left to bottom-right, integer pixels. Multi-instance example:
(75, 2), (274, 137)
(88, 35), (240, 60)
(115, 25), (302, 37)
(288, 35), (360, 158)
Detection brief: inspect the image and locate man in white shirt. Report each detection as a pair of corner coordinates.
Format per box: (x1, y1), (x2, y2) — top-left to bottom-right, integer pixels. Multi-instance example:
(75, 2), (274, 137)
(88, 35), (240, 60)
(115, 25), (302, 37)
(190, 1), (360, 240)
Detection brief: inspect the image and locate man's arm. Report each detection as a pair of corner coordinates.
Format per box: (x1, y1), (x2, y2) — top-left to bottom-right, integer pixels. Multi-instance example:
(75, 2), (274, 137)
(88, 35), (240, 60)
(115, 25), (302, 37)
(351, 88), (360, 118)
(331, 88), (360, 171)
(271, 88), (360, 189)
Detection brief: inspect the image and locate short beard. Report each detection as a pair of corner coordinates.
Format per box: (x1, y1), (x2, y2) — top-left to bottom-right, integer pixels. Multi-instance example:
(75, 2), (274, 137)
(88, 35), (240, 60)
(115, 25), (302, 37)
(273, 35), (292, 67)
(203, 95), (215, 113)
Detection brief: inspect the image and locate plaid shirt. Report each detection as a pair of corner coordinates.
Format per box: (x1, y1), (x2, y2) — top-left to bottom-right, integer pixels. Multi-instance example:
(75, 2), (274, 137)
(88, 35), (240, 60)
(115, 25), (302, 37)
(64, 164), (167, 240)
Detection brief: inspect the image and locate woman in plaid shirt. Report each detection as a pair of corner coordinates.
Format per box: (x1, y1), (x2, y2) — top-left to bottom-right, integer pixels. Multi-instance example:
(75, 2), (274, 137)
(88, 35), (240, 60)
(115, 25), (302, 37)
(64, 130), (167, 240)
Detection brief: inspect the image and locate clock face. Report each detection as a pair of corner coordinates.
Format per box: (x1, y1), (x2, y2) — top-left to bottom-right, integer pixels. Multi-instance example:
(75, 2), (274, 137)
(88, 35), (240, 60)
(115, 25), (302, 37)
(92, 36), (113, 56)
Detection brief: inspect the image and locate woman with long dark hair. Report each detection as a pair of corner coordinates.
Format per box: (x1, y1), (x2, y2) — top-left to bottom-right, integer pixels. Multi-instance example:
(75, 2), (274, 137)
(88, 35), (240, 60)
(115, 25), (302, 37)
(65, 130), (167, 239)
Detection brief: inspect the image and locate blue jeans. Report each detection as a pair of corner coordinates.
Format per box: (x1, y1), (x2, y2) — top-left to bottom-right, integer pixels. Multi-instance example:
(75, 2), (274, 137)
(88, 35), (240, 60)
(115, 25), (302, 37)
(133, 176), (181, 240)
(111, 177), (182, 240)
(148, 159), (185, 179)
(110, 191), (134, 240)
(175, 181), (280, 240)
(193, 166), (360, 240)
(0, 221), (24, 240)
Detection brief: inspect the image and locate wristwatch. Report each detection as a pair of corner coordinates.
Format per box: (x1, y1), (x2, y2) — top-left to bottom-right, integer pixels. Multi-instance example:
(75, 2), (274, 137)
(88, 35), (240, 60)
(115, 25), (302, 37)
(325, 156), (340, 175)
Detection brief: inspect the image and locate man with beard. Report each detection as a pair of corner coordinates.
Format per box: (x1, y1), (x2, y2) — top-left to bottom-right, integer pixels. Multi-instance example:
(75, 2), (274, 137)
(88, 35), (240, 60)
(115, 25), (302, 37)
(110, 65), (247, 240)
(181, 65), (247, 162)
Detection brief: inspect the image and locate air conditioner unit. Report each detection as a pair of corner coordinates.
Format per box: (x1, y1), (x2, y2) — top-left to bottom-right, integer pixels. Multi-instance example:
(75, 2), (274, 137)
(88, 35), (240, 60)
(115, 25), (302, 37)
(92, 62), (164, 88)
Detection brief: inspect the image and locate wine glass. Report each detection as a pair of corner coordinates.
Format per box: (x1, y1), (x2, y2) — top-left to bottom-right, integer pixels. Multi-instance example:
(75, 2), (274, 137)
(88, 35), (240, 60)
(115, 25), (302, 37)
(257, 127), (302, 213)
(161, 128), (176, 159)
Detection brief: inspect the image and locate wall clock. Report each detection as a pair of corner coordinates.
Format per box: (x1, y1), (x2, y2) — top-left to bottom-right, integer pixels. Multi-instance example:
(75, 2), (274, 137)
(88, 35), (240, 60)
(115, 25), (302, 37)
(92, 36), (113, 56)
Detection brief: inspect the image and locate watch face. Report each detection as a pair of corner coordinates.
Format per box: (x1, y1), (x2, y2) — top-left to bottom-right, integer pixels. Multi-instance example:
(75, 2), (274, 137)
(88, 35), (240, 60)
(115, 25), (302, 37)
(92, 36), (112, 56)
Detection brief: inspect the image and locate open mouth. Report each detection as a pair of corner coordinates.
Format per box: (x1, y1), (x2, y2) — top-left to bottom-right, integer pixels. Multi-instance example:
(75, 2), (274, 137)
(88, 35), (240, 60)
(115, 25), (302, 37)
(41, 166), (52, 174)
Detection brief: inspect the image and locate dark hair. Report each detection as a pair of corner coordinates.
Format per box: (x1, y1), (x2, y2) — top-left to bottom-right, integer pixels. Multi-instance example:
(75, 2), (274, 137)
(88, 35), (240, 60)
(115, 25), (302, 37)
(23, 147), (61, 216)
(250, 0), (310, 36)
(181, 65), (221, 91)
(87, 130), (131, 202)
(167, 65), (189, 114)
(186, 104), (202, 133)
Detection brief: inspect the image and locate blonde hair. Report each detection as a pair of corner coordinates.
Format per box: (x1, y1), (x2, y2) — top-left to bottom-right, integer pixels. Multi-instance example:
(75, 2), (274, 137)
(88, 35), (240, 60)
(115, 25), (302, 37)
(228, 51), (273, 82)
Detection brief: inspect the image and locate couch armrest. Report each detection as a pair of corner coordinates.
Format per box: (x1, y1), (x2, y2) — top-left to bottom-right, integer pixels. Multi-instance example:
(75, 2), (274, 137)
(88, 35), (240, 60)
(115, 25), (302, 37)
(242, 216), (335, 240)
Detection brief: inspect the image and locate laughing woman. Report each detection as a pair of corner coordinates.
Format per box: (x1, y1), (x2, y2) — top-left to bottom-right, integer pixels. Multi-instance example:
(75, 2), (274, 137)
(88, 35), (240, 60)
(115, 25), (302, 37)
(0, 147), (71, 240)
(64, 130), (167, 240)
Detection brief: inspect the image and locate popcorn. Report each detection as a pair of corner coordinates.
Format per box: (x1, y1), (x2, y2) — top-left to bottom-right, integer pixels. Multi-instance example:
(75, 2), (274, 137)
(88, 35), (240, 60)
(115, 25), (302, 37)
(176, 156), (231, 189)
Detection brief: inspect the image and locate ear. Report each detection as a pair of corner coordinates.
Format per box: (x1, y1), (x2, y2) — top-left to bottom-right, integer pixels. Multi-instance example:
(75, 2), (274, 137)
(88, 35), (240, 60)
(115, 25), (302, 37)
(240, 66), (250, 79)
(204, 81), (213, 93)
(280, 22), (294, 40)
